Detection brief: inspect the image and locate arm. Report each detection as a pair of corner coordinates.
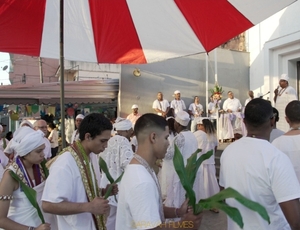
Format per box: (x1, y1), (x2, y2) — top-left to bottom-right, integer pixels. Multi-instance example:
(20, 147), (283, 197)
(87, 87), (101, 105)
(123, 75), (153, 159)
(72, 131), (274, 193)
(279, 199), (300, 230)
(274, 87), (279, 103)
(0, 170), (39, 230)
(48, 131), (53, 142)
(42, 198), (109, 216)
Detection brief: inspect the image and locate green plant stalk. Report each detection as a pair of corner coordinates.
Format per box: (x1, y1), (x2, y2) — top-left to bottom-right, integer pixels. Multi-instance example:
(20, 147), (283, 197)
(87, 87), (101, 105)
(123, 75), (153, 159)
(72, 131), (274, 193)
(9, 171), (45, 223)
(173, 144), (270, 229)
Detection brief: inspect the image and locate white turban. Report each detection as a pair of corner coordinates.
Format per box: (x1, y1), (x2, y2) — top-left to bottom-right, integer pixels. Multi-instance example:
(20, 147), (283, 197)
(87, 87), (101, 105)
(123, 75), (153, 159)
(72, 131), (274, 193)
(10, 127), (45, 157)
(280, 74), (289, 81)
(114, 117), (132, 131)
(76, 114), (85, 120)
(175, 111), (190, 127)
(20, 120), (34, 129)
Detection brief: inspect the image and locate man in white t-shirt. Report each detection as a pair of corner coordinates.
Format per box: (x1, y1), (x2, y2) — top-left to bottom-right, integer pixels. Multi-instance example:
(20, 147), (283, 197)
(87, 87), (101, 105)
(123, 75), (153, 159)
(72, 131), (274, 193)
(42, 113), (114, 230)
(34, 119), (51, 160)
(188, 96), (203, 132)
(71, 114), (85, 143)
(272, 100), (300, 184)
(274, 74), (297, 132)
(152, 92), (170, 118)
(100, 117), (134, 230)
(220, 91), (245, 140)
(220, 98), (300, 230)
(116, 113), (202, 230)
(170, 90), (186, 117)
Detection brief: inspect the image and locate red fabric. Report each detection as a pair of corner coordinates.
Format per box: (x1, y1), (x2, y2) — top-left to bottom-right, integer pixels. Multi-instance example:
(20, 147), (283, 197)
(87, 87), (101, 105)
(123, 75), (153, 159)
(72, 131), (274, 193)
(89, 0), (146, 64)
(175, 0), (254, 52)
(0, 0), (46, 56)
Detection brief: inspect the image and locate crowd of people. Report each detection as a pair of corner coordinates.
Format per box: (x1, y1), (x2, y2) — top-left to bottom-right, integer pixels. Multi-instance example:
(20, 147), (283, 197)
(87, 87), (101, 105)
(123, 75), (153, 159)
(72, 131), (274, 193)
(0, 73), (299, 229)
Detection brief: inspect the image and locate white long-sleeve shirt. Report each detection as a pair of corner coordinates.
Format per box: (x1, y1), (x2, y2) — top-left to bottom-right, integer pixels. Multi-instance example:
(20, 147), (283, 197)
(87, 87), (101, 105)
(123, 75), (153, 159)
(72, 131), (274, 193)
(223, 98), (242, 112)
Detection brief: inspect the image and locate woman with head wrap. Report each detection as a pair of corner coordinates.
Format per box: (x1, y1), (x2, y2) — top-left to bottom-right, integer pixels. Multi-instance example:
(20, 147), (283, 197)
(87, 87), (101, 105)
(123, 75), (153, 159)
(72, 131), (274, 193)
(0, 127), (51, 230)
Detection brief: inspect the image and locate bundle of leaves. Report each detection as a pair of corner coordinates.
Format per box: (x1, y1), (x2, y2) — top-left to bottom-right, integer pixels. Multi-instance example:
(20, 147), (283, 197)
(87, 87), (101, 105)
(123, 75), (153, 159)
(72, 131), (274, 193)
(173, 145), (270, 228)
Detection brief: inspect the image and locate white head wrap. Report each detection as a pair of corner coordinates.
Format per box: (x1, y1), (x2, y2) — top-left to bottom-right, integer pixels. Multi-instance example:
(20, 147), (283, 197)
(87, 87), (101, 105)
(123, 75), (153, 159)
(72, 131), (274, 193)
(0, 125), (3, 133)
(174, 90), (180, 94)
(131, 104), (138, 109)
(76, 114), (85, 120)
(280, 74), (289, 81)
(10, 127), (45, 157)
(20, 120), (34, 129)
(114, 117), (132, 131)
(175, 111), (190, 127)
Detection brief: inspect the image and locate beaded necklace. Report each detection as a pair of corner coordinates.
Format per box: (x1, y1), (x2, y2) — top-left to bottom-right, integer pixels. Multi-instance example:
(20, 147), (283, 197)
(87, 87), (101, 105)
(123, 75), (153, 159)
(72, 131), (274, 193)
(133, 154), (165, 222)
(278, 87), (287, 96)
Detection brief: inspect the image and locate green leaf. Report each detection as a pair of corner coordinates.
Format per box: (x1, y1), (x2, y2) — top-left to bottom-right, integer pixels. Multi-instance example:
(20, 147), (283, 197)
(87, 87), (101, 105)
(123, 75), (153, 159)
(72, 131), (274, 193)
(40, 159), (49, 178)
(115, 172), (124, 184)
(104, 184), (114, 199)
(173, 145), (196, 209)
(198, 188), (270, 225)
(99, 157), (114, 184)
(186, 149), (213, 186)
(9, 171), (45, 223)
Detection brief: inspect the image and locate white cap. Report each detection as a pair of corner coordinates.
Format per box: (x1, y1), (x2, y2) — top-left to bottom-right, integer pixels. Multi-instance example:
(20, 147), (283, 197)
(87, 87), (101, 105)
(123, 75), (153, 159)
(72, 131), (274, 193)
(174, 90), (180, 94)
(131, 104), (138, 109)
(280, 74), (289, 81)
(113, 117), (132, 131)
(76, 114), (85, 120)
(175, 111), (190, 127)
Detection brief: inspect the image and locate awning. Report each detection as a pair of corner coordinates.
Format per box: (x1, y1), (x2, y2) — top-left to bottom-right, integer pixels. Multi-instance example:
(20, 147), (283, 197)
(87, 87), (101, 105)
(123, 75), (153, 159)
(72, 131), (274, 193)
(0, 79), (119, 105)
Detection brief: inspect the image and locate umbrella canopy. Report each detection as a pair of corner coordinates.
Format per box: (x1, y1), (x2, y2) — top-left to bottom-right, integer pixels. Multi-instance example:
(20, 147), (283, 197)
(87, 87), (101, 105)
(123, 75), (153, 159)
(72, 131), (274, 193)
(0, 0), (297, 64)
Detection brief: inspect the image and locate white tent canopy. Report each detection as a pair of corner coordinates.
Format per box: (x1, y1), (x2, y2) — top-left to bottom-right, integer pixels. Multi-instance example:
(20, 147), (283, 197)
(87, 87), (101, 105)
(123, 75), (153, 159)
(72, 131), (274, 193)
(0, 79), (118, 105)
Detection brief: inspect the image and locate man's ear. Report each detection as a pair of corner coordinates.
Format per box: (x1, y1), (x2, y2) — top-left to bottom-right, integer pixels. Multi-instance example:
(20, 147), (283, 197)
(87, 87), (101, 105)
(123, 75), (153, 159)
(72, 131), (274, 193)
(84, 133), (91, 141)
(150, 132), (156, 143)
(285, 116), (291, 124)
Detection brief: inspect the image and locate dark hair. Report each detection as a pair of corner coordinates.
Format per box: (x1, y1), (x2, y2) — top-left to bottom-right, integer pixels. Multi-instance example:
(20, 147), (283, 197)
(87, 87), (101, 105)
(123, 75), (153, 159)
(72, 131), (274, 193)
(244, 98), (273, 127)
(134, 113), (168, 139)
(167, 117), (176, 135)
(285, 100), (300, 123)
(272, 107), (279, 122)
(166, 108), (174, 118)
(6, 131), (13, 141)
(48, 122), (56, 129)
(79, 113), (112, 140)
(202, 119), (216, 135)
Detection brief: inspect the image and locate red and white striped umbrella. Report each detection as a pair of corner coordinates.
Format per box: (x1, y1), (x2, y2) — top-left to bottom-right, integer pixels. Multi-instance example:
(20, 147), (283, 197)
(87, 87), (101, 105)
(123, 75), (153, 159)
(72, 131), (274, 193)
(0, 0), (297, 64)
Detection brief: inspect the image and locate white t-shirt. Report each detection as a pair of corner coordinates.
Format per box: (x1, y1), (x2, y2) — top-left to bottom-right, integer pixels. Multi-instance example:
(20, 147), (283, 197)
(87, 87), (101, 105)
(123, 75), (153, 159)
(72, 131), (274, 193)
(188, 103), (203, 119)
(223, 98), (242, 112)
(43, 138), (52, 159)
(116, 164), (162, 230)
(42, 152), (98, 230)
(272, 134), (300, 184)
(170, 99), (186, 116)
(269, 128), (285, 143)
(49, 129), (58, 148)
(207, 101), (220, 119)
(152, 99), (170, 116)
(219, 137), (300, 230)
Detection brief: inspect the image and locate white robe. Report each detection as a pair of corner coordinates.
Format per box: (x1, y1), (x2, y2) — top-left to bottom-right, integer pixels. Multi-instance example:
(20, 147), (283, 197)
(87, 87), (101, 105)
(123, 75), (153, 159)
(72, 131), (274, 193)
(275, 86), (297, 132)
(163, 131), (198, 220)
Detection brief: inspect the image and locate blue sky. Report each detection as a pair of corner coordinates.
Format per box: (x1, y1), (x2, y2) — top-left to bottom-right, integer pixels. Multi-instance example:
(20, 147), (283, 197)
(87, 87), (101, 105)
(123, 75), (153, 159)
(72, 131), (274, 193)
(0, 52), (10, 85)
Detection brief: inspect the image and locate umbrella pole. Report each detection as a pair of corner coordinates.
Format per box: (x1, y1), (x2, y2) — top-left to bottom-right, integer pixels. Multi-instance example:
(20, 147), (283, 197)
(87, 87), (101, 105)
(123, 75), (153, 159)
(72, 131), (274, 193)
(60, 0), (66, 148)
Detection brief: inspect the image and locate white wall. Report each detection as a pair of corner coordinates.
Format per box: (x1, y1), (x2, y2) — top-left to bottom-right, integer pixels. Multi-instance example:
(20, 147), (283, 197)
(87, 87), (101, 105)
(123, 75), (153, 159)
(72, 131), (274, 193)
(120, 49), (250, 118)
(248, 1), (300, 102)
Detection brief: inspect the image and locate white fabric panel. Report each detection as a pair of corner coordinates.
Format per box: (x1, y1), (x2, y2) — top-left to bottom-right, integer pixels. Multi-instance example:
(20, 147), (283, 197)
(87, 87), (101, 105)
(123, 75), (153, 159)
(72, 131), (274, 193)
(40, 0), (60, 59)
(64, 0), (97, 63)
(229, 0), (297, 24)
(40, 0), (97, 63)
(127, 0), (205, 63)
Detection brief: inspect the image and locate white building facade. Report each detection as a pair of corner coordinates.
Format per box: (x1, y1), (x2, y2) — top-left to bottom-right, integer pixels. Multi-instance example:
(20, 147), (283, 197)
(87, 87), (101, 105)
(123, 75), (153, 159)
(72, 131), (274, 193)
(248, 1), (300, 103)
